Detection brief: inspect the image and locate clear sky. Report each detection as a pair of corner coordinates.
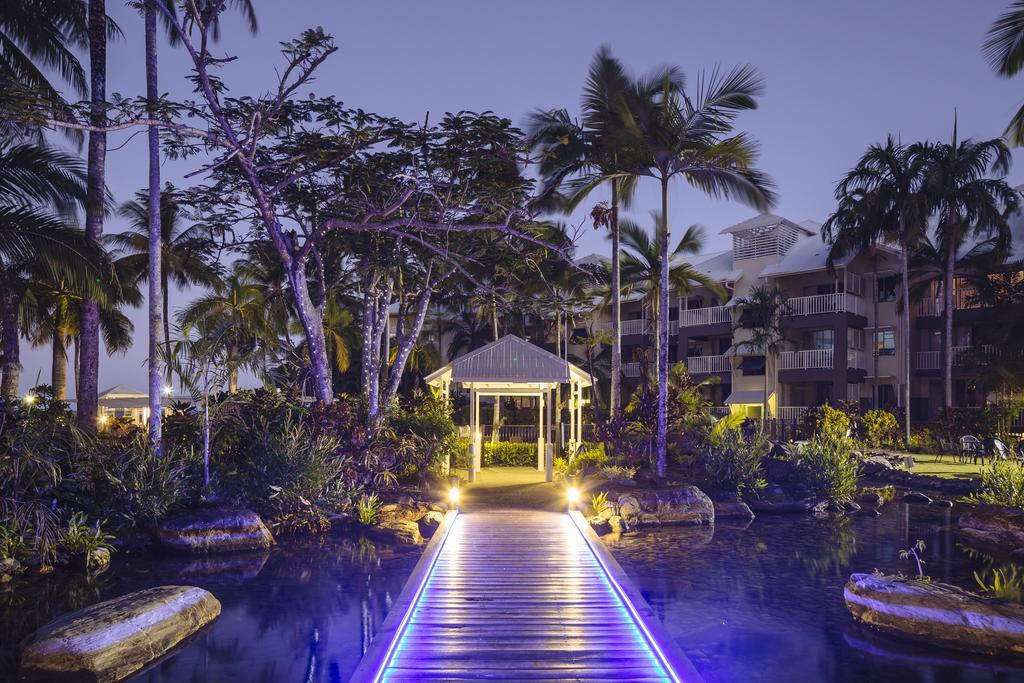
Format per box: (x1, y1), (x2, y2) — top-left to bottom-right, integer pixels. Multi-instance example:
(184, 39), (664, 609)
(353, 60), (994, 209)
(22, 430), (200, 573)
(19, 0), (1024, 396)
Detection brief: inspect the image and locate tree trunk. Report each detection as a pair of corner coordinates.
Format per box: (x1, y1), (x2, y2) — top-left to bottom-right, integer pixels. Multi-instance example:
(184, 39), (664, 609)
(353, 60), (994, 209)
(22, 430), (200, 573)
(383, 287), (433, 408)
(77, 0), (107, 431)
(655, 176), (669, 478)
(163, 274), (171, 381)
(52, 301), (67, 400)
(944, 238), (955, 409)
(145, 0), (164, 449)
(900, 243), (912, 446)
(288, 263), (332, 402)
(610, 180), (621, 417)
(0, 291), (20, 402)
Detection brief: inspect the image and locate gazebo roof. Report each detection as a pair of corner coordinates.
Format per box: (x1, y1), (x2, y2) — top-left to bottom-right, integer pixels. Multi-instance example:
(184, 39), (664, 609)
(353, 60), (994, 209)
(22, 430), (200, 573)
(426, 335), (592, 387)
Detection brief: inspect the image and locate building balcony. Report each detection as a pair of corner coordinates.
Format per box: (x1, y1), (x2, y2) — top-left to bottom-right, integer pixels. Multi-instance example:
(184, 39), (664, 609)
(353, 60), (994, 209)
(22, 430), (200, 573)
(623, 362), (641, 378)
(778, 348), (866, 371)
(687, 354), (731, 374)
(594, 318), (679, 337)
(916, 345), (997, 371)
(680, 305), (731, 328)
(777, 406), (810, 423)
(785, 292), (863, 317)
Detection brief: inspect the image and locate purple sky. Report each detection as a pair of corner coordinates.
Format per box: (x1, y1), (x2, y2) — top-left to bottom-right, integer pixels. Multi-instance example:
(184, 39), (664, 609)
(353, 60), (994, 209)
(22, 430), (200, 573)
(19, 0), (1024, 396)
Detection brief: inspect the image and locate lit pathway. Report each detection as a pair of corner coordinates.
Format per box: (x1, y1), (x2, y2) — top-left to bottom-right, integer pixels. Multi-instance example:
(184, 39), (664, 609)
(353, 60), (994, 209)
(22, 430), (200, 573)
(350, 510), (701, 682)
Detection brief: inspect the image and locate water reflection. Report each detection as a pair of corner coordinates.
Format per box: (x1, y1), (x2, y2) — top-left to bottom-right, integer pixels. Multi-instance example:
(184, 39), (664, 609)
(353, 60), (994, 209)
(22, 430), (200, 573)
(0, 536), (420, 682)
(606, 501), (1024, 683)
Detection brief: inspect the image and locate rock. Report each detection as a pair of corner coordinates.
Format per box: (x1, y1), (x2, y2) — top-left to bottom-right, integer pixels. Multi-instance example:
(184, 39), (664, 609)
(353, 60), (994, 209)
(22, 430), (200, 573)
(713, 500), (755, 521)
(749, 486), (827, 514)
(857, 491), (884, 507)
(417, 511), (445, 538)
(20, 585), (221, 683)
(902, 491), (933, 505)
(932, 499), (954, 508)
(959, 505), (1024, 555)
(84, 548), (110, 573)
(366, 520), (423, 545)
(588, 516), (611, 535)
(844, 573), (1024, 657)
(378, 503), (422, 523)
(636, 513), (661, 527)
(763, 457), (797, 483)
(616, 494), (641, 517)
(157, 507), (274, 555)
(861, 455), (895, 477)
(628, 486), (715, 526)
(608, 515), (626, 533)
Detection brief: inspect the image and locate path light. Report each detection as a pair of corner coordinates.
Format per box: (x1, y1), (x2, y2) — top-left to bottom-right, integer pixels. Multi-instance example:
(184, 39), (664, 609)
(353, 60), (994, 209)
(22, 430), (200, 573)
(448, 486), (460, 510)
(97, 414), (108, 426)
(161, 385), (173, 396)
(567, 486), (580, 511)
(22, 393), (35, 405)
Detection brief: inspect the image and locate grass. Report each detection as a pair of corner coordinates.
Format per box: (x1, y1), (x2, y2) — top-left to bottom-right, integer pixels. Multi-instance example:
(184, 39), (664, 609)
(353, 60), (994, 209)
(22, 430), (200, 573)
(905, 455), (986, 480)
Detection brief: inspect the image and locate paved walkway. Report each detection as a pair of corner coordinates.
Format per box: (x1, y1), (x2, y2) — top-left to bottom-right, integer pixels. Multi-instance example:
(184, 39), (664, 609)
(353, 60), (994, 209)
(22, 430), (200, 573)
(460, 467), (566, 512)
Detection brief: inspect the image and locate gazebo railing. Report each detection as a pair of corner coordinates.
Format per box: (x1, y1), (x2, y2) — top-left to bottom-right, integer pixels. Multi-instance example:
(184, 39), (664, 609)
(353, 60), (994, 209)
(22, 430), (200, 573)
(481, 424), (541, 443)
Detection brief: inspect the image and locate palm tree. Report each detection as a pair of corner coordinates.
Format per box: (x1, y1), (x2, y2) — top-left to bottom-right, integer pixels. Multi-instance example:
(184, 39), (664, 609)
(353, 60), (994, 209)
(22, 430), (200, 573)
(620, 213), (726, 364)
(444, 310), (492, 360)
(0, 142), (91, 401)
(111, 184), (219, 373)
(526, 46), (639, 417)
(0, 0), (89, 139)
(734, 283), (790, 430)
(919, 127), (1020, 409)
(620, 63), (776, 476)
(821, 137), (930, 446)
(179, 264), (274, 393)
(985, 1), (1024, 145)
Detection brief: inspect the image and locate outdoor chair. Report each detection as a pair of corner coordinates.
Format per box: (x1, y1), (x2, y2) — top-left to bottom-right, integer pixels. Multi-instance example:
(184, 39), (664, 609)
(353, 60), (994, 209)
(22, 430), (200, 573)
(985, 438), (1010, 462)
(958, 435), (984, 465)
(935, 437), (954, 463)
(1015, 442), (1024, 466)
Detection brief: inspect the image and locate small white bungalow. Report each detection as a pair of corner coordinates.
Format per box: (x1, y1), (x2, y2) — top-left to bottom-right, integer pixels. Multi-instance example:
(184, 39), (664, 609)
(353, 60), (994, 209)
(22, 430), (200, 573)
(425, 335), (592, 481)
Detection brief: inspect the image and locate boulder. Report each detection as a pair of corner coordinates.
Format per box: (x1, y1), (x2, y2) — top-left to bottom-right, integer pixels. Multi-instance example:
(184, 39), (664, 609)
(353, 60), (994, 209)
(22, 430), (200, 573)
(636, 513), (661, 527)
(959, 505), (1024, 555)
(588, 516), (611, 535)
(378, 503), (422, 524)
(616, 494), (641, 517)
(366, 519), (422, 545)
(844, 573), (1024, 657)
(157, 507), (274, 555)
(902, 491), (933, 505)
(749, 485), (827, 514)
(327, 512), (356, 535)
(417, 511), (445, 538)
(607, 515), (626, 534)
(857, 491), (885, 507)
(20, 585), (221, 683)
(713, 499), (755, 521)
(861, 455), (896, 477)
(762, 457), (797, 483)
(628, 486), (715, 526)
(84, 548), (111, 574)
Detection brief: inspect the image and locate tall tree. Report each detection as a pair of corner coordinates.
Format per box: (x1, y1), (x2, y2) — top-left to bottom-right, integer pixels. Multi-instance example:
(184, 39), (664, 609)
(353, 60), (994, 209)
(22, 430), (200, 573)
(985, 1), (1024, 145)
(527, 46), (638, 417)
(77, 0), (114, 430)
(920, 127), (1019, 409)
(622, 64), (776, 476)
(822, 137), (929, 446)
(734, 283), (789, 430)
(619, 213), (725, 365)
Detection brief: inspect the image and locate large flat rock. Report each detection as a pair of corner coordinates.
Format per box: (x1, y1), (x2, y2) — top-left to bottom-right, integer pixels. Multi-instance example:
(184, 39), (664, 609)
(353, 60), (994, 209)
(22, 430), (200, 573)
(617, 485), (714, 526)
(157, 507), (274, 554)
(20, 585), (221, 682)
(959, 504), (1024, 555)
(845, 572), (1024, 657)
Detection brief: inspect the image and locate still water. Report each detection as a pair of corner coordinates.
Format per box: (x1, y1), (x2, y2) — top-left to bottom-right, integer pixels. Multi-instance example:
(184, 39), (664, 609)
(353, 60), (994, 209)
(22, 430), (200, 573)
(608, 500), (1024, 683)
(1, 501), (1022, 682)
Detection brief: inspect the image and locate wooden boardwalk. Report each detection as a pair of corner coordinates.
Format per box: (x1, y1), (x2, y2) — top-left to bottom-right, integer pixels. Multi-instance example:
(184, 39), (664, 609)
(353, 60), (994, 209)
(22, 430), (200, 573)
(350, 510), (701, 682)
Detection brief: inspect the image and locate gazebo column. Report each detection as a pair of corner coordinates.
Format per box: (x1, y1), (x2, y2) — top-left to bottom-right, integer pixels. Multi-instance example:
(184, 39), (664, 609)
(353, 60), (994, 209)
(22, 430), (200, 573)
(536, 392), (544, 471)
(470, 387), (481, 474)
(576, 383), (584, 445)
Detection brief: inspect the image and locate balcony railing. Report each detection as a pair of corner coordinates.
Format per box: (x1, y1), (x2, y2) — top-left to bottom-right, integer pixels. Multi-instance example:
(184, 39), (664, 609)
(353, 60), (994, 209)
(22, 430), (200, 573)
(688, 354), (731, 374)
(785, 292), (862, 317)
(709, 406), (730, 417)
(778, 406), (810, 423)
(916, 345), (997, 370)
(620, 319), (650, 336)
(681, 305), (731, 327)
(623, 362), (641, 378)
(778, 348), (866, 371)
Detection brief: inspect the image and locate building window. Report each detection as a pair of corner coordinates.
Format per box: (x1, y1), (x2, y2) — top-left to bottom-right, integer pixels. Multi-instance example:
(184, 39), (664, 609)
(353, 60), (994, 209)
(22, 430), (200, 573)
(874, 329), (896, 356)
(877, 276), (898, 302)
(811, 329), (834, 350)
(849, 328), (864, 350)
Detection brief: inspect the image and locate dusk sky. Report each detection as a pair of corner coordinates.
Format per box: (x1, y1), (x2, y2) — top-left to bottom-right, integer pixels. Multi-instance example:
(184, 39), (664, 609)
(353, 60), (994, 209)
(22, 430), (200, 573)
(20, 0), (1023, 396)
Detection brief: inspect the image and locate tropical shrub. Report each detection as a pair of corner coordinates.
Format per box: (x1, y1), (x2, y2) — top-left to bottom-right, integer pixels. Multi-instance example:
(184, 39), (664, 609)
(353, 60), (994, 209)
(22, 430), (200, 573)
(814, 404), (853, 438)
(596, 465), (636, 483)
(793, 429), (859, 501)
(573, 443), (608, 471)
(704, 421), (768, 494)
(59, 512), (114, 557)
(356, 493), (382, 526)
(590, 491), (609, 516)
(970, 459), (1024, 508)
(482, 442), (535, 467)
(861, 410), (897, 448)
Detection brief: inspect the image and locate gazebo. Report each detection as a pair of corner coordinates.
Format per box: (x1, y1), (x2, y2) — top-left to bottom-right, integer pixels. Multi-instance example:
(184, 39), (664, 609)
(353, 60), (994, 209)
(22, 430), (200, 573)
(425, 335), (592, 481)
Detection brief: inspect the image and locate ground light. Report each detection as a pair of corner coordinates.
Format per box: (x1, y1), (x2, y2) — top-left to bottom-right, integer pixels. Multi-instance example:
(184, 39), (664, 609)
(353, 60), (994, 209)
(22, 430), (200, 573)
(162, 385), (173, 396)
(447, 486), (460, 509)
(22, 393), (35, 405)
(567, 485), (580, 511)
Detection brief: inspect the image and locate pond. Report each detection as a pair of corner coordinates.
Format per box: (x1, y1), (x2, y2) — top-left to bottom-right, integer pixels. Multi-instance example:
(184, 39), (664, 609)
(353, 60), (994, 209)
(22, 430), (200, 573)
(0, 536), (421, 682)
(1, 501), (1022, 682)
(607, 499), (1024, 683)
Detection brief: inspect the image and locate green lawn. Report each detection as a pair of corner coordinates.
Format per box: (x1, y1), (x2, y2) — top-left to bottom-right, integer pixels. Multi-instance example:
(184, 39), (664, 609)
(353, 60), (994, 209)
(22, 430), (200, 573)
(905, 455), (986, 480)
